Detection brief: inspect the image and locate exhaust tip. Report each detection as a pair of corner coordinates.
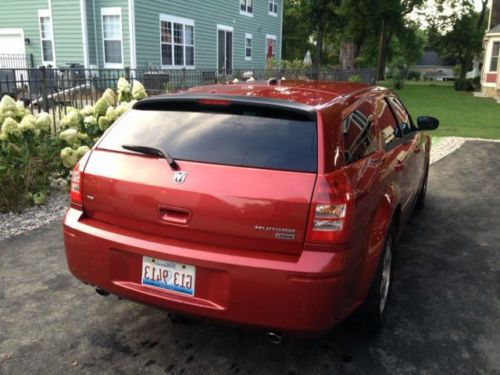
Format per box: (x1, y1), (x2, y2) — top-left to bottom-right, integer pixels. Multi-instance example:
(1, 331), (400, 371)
(266, 331), (283, 345)
(95, 287), (110, 297)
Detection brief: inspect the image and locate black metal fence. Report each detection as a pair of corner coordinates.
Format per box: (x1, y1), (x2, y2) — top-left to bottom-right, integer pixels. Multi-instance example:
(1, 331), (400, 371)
(0, 66), (375, 131)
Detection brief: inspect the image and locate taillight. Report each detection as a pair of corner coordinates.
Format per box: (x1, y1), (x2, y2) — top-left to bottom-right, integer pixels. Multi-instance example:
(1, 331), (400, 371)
(306, 172), (354, 244)
(69, 151), (91, 210)
(70, 166), (83, 208)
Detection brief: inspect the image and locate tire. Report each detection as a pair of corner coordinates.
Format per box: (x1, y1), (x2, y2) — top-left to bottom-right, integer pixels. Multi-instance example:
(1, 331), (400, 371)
(415, 166), (428, 211)
(362, 228), (395, 333)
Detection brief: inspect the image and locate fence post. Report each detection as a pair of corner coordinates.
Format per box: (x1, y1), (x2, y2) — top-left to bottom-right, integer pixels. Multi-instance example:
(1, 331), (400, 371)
(39, 66), (49, 114)
(125, 66), (130, 81)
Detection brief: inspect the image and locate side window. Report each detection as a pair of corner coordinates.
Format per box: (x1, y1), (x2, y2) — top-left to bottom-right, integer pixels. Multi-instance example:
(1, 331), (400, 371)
(387, 96), (415, 135)
(343, 104), (377, 163)
(378, 100), (402, 149)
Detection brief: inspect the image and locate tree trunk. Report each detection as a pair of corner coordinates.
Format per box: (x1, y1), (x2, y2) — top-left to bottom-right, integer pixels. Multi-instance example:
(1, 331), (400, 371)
(340, 42), (356, 70)
(477, 0), (488, 29)
(314, 22), (325, 73)
(376, 20), (387, 81)
(353, 37), (364, 61)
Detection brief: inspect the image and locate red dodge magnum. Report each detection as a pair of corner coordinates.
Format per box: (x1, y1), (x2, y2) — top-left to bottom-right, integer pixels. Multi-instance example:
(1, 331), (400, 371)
(63, 80), (439, 338)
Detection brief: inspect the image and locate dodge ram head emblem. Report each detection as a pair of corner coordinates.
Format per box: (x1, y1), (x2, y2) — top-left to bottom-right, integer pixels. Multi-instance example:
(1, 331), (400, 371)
(173, 171), (187, 184)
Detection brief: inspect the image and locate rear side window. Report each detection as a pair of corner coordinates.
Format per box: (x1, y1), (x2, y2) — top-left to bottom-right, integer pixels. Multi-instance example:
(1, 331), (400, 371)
(379, 100), (402, 149)
(98, 109), (318, 173)
(387, 96), (415, 135)
(343, 104), (377, 163)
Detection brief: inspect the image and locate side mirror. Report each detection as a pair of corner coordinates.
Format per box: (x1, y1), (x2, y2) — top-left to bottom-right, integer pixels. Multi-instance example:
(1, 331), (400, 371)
(417, 116), (439, 131)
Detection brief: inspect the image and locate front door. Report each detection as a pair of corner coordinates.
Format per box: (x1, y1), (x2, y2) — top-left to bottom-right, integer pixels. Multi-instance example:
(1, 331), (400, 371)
(218, 28), (233, 75)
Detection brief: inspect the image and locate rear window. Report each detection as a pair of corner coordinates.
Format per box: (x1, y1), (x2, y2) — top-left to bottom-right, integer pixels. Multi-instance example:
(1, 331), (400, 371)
(98, 109), (318, 173)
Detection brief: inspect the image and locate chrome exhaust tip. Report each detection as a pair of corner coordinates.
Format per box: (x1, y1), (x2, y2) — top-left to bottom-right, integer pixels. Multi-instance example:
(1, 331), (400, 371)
(266, 331), (283, 345)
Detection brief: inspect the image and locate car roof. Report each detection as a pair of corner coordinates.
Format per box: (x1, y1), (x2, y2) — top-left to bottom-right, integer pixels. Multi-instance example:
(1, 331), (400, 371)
(181, 80), (376, 108)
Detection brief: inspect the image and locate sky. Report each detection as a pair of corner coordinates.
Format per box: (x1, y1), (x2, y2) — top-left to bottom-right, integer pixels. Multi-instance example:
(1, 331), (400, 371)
(410, 0), (491, 27)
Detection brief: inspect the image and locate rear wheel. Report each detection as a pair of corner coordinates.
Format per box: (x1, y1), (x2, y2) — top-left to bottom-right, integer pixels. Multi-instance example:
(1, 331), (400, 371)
(415, 166), (429, 211)
(362, 228), (395, 333)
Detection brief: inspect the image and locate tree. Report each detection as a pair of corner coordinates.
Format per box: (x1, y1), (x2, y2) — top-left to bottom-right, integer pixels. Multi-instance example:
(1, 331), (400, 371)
(440, 11), (486, 78)
(374, 0), (425, 80)
(426, 0), (487, 78)
(282, 0), (314, 61)
(282, 0), (341, 69)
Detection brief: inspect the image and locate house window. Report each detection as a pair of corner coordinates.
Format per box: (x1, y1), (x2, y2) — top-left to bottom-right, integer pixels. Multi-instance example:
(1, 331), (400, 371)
(101, 8), (123, 68)
(38, 10), (55, 64)
(490, 42), (500, 72)
(269, 0), (278, 16)
(160, 15), (195, 68)
(245, 33), (252, 61)
(240, 0), (253, 16)
(266, 34), (277, 61)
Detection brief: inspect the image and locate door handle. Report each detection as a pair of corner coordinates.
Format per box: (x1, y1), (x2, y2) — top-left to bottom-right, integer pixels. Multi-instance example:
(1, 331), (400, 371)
(395, 161), (406, 172)
(158, 206), (192, 225)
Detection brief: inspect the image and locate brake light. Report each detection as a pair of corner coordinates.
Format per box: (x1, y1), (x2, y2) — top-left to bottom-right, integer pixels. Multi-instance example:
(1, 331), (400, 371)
(69, 151), (91, 210)
(306, 173), (354, 244)
(70, 164), (83, 208)
(198, 99), (232, 106)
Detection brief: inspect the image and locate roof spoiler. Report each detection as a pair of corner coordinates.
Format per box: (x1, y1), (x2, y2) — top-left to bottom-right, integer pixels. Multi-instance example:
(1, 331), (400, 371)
(133, 94), (317, 121)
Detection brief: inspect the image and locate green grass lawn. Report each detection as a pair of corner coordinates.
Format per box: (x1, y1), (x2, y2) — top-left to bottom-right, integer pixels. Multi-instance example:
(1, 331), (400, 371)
(380, 82), (500, 139)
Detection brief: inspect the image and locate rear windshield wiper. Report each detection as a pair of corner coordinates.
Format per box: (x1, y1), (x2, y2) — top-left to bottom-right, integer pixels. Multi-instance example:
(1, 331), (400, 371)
(122, 144), (179, 170)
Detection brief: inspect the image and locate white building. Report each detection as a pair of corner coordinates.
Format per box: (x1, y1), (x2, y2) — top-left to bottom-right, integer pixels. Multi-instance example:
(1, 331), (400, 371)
(481, 0), (500, 99)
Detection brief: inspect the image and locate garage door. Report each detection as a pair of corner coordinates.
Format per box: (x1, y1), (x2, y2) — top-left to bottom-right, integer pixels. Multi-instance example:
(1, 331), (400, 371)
(0, 28), (28, 68)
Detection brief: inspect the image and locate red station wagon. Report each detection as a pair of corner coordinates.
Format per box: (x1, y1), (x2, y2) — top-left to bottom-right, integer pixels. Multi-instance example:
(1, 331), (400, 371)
(63, 80), (439, 340)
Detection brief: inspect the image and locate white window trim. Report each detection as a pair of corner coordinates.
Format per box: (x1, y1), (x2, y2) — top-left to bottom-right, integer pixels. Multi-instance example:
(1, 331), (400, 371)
(265, 34), (277, 63)
(217, 25), (234, 72)
(268, 0), (278, 16)
(101, 7), (124, 69)
(79, 0), (89, 68)
(240, 0), (253, 17)
(159, 14), (195, 70)
(38, 9), (56, 66)
(128, 0), (137, 70)
(245, 33), (252, 61)
(488, 41), (500, 73)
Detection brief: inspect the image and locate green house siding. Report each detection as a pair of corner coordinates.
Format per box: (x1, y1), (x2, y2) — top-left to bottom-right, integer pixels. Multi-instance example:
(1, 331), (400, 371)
(86, 0), (97, 65)
(134, 0), (282, 69)
(52, 0), (84, 65)
(0, 0), (281, 70)
(0, 0), (50, 67)
(93, 0), (130, 68)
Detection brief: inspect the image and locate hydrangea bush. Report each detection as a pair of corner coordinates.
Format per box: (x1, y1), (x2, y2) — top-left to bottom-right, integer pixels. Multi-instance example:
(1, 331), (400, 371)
(0, 77), (147, 212)
(58, 78), (146, 169)
(0, 95), (57, 212)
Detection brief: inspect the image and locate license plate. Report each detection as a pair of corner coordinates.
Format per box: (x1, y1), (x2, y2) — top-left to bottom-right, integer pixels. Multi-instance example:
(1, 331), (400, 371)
(141, 256), (196, 296)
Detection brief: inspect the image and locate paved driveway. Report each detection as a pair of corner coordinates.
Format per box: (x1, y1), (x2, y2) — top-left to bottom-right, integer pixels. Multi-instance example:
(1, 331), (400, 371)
(1, 141), (499, 375)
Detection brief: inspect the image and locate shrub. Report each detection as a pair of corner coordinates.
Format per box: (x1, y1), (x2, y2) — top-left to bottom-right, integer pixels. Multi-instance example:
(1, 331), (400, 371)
(388, 57), (408, 90)
(471, 76), (481, 90)
(392, 79), (405, 90)
(454, 78), (474, 92)
(0, 99), (59, 212)
(407, 70), (421, 81)
(57, 77), (143, 170)
(348, 74), (362, 83)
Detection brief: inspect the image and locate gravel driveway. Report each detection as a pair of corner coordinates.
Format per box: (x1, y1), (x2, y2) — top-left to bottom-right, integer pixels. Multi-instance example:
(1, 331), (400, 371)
(0, 140), (499, 374)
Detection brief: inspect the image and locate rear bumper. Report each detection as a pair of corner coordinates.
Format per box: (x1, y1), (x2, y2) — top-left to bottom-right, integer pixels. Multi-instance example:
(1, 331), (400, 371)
(63, 208), (351, 335)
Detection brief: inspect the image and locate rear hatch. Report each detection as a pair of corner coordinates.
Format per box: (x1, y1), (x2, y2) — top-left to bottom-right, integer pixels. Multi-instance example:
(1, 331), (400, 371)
(82, 98), (318, 255)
